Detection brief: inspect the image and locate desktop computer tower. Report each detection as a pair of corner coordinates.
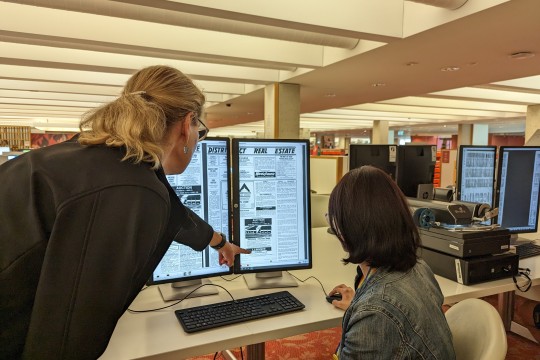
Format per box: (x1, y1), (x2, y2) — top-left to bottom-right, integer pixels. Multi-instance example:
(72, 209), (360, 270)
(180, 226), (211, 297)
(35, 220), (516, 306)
(419, 247), (518, 285)
(419, 227), (510, 258)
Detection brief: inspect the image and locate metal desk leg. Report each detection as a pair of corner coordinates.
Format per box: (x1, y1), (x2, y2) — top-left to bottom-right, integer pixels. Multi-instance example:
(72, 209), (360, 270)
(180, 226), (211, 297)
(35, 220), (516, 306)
(497, 291), (514, 331)
(246, 342), (265, 360)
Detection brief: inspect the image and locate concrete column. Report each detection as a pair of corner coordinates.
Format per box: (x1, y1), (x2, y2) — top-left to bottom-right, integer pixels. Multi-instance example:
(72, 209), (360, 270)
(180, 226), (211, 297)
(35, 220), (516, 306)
(472, 124), (489, 145)
(525, 104), (540, 144)
(457, 124), (472, 148)
(372, 120), (389, 144)
(264, 83), (300, 139)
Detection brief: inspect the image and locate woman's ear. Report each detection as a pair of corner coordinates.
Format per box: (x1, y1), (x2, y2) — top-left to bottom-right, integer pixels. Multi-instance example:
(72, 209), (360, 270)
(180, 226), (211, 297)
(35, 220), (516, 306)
(179, 115), (191, 143)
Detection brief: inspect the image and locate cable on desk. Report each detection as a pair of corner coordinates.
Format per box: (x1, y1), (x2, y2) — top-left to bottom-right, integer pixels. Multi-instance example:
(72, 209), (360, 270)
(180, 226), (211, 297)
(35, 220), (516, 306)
(220, 274), (244, 281)
(127, 284), (234, 313)
(507, 267), (532, 292)
(287, 272), (328, 296)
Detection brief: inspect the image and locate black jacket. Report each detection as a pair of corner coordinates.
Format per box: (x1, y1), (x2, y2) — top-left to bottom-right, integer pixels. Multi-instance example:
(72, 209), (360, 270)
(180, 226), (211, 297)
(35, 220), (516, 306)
(0, 137), (213, 359)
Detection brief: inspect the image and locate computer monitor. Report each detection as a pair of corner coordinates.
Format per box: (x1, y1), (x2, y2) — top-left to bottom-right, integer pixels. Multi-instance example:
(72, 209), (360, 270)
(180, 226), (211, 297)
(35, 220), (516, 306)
(495, 146), (540, 244)
(395, 145), (437, 198)
(149, 138), (232, 301)
(232, 139), (312, 290)
(349, 144), (397, 179)
(0, 146), (10, 155)
(456, 145), (497, 206)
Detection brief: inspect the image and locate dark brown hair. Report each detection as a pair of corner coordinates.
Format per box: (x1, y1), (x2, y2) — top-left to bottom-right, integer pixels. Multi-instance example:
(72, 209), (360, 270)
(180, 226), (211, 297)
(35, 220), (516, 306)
(328, 165), (420, 271)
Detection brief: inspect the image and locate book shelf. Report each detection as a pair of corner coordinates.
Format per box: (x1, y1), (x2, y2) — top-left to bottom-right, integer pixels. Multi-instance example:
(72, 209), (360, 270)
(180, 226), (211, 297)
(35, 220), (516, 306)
(0, 126), (32, 150)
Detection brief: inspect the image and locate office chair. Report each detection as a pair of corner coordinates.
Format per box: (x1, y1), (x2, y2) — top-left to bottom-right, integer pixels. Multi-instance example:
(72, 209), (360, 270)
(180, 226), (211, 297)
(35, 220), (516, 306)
(445, 298), (507, 360)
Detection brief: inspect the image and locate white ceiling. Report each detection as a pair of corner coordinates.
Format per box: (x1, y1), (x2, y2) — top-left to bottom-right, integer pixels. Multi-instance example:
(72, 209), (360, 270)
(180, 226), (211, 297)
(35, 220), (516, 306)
(1, 0), (539, 138)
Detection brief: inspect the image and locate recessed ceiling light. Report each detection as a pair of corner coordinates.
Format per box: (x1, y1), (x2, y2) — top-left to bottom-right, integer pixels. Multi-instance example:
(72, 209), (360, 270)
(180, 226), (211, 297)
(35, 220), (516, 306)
(371, 83), (386, 87)
(440, 66), (460, 72)
(406, 62), (419, 67)
(509, 51), (535, 60)
(324, 93), (336, 97)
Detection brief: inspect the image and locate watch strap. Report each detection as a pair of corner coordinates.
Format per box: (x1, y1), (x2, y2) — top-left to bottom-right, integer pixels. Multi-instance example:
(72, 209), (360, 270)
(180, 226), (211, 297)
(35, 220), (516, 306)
(211, 232), (227, 250)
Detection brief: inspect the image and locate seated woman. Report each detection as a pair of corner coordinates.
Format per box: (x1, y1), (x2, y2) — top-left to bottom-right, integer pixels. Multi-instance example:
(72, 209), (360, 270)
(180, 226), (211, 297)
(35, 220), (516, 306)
(327, 166), (455, 360)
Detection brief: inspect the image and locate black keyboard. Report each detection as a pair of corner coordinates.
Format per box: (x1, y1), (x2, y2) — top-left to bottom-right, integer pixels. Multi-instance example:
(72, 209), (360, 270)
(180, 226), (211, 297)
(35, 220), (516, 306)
(175, 290), (305, 333)
(515, 242), (540, 259)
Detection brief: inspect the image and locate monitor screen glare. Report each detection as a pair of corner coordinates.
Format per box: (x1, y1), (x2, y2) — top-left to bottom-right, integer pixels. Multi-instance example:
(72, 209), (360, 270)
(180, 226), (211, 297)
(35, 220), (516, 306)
(496, 146), (540, 237)
(233, 139), (312, 289)
(150, 138), (231, 300)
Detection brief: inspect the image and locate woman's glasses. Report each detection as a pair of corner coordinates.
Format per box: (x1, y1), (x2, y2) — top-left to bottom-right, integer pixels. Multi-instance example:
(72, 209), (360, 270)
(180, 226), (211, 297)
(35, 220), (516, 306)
(197, 118), (209, 141)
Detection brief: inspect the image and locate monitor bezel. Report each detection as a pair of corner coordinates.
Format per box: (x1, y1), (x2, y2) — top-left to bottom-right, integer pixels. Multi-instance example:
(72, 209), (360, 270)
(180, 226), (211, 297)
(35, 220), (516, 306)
(148, 137), (233, 286)
(456, 145), (497, 204)
(494, 145), (540, 235)
(231, 138), (313, 275)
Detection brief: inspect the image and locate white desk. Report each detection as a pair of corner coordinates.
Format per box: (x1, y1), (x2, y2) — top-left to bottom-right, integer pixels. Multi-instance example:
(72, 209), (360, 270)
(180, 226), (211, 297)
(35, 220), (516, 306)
(100, 228), (540, 360)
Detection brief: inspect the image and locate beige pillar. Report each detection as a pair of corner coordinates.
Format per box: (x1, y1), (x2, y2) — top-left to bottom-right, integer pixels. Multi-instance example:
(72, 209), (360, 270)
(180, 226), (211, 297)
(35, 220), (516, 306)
(525, 104), (540, 144)
(264, 83), (300, 139)
(372, 120), (389, 144)
(457, 124), (473, 148)
(472, 124), (489, 145)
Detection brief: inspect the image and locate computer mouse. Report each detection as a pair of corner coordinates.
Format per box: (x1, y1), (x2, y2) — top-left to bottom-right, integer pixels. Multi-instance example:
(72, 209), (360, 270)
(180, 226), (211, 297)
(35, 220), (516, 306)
(326, 293), (342, 304)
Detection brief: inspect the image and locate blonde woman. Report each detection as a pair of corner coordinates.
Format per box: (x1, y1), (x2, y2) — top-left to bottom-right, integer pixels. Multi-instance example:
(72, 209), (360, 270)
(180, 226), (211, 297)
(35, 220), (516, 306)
(0, 65), (249, 360)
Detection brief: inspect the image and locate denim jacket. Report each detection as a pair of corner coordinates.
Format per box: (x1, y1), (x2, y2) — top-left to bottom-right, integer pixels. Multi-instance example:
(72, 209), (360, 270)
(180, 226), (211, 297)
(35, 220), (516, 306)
(337, 260), (456, 360)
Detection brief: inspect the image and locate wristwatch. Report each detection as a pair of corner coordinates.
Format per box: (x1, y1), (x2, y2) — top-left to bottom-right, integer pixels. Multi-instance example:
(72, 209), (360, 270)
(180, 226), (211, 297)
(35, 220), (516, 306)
(211, 232), (227, 250)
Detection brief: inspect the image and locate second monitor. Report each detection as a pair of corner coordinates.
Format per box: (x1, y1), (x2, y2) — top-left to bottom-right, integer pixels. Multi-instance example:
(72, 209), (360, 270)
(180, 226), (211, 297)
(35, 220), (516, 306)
(149, 138), (232, 300)
(232, 139), (312, 290)
(349, 144), (397, 179)
(396, 145), (437, 199)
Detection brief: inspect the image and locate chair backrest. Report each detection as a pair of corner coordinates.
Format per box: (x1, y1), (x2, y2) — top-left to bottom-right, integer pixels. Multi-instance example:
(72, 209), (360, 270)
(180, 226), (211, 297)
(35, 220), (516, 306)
(444, 298), (507, 360)
(310, 194), (330, 228)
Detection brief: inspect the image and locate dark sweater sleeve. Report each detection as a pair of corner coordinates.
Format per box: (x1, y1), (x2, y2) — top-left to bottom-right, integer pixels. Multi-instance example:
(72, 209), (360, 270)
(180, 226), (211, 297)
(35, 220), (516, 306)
(22, 186), (170, 360)
(155, 168), (214, 251)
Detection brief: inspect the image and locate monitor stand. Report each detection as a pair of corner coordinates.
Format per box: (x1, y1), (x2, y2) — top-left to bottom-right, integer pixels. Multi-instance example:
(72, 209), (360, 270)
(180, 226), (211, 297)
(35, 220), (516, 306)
(158, 279), (218, 301)
(509, 234), (535, 246)
(243, 271), (298, 290)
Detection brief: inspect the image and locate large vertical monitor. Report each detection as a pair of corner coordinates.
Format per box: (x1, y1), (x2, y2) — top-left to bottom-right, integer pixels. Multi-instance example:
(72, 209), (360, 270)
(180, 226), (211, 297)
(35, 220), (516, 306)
(149, 138), (232, 300)
(232, 139), (312, 290)
(495, 146), (540, 244)
(395, 145), (437, 198)
(456, 145), (497, 206)
(349, 144), (397, 179)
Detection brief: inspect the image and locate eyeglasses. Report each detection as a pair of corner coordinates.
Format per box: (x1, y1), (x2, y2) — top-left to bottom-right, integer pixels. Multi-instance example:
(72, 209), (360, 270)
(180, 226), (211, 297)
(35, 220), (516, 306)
(325, 212), (339, 237)
(197, 117), (209, 141)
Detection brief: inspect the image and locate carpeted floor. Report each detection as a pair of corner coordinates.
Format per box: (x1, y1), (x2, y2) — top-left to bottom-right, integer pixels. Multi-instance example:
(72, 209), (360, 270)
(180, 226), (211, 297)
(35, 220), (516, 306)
(187, 295), (540, 360)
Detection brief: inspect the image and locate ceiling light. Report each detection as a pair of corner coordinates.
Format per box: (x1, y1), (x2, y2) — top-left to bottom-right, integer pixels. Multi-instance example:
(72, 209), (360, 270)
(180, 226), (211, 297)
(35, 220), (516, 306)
(509, 51), (535, 60)
(371, 83), (386, 87)
(406, 62), (419, 66)
(440, 66), (460, 72)
(324, 93), (336, 97)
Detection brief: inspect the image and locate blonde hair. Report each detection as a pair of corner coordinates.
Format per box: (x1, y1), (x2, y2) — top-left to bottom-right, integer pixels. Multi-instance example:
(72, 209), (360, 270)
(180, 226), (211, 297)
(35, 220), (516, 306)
(78, 65), (205, 169)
